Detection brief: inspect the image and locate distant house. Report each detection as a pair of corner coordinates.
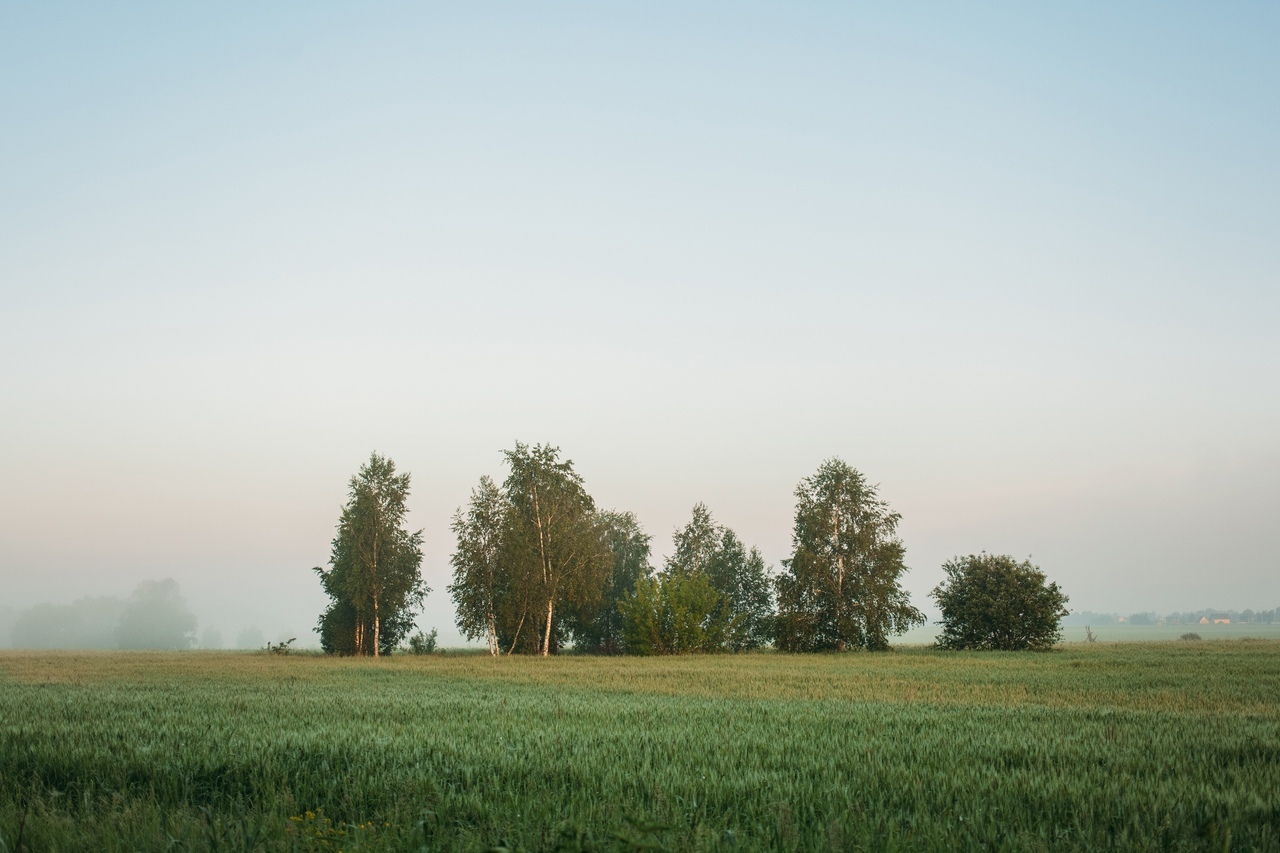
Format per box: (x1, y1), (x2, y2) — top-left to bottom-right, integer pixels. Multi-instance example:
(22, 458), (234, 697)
(1199, 616), (1210, 624)
(1211, 613), (1231, 624)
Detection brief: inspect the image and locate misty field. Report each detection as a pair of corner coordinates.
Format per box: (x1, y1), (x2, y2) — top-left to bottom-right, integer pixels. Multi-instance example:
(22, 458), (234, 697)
(2, 644), (1278, 852)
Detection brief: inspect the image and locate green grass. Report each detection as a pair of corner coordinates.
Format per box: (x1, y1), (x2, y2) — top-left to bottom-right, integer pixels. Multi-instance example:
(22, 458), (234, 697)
(2, 643), (1278, 851)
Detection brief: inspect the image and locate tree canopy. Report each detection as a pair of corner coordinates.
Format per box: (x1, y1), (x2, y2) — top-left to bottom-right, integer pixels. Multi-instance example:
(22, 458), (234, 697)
(774, 459), (923, 651)
(448, 475), (506, 655)
(447, 443), (618, 656)
(570, 510), (653, 654)
(618, 504), (772, 655)
(501, 443), (613, 656)
(931, 553), (1069, 651)
(664, 503), (773, 651)
(315, 453), (428, 656)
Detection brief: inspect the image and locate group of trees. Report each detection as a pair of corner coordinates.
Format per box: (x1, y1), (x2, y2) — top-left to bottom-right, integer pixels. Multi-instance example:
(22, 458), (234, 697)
(317, 447), (1073, 656)
(442, 443), (775, 656)
(5, 579), (198, 650)
(441, 448), (926, 655)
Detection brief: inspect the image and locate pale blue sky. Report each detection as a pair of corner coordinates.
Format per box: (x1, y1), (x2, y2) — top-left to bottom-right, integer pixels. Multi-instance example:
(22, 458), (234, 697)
(2, 3), (1277, 644)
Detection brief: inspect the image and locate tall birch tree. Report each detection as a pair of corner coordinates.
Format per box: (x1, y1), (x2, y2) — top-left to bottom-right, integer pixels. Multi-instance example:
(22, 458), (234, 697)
(315, 453), (428, 656)
(774, 459), (922, 651)
(501, 442), (611, 656)
(448, 476), (506, 656)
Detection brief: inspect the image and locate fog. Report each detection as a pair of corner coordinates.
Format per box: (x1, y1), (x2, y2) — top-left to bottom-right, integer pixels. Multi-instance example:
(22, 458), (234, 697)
(2, 578), (276, 651)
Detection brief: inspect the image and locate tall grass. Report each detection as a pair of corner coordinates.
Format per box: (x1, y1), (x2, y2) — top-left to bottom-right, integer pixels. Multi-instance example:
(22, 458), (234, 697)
(2, 643), (1277, 851)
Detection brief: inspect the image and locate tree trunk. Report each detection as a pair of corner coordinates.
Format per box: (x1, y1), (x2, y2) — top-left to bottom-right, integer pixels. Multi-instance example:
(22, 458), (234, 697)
(371, 518), (380, 657)
(507, 607), (527, 655)
(531, 480), (554, 657)
(542, 597), (554, 657)
(373, 594), (381, 658)
(834, 512), (844, 651)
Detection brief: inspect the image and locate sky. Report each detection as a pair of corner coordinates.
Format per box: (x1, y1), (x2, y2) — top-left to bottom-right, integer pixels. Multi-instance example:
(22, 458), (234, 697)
(2, 2), (1277, 646)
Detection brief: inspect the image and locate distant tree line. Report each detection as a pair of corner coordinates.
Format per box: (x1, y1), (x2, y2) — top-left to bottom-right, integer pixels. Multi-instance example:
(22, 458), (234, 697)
(316, 445), (1085, 656)
(4, 579), (198, 650)
(1064, 608), (1279, 627)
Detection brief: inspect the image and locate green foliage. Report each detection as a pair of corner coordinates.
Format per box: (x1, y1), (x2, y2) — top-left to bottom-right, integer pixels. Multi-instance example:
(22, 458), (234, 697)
(316, 599), (357, 655)
(619, 572), (730, 655)
(666, 504), (774, 651)
(406, 628), (438, 655)
(932, 553), (1069, 651)
(498, 443), (613, 655)
(617, 505), (773, 655)
(447, 476), (506, 655)
(2, 646), (1279, 850)
(1181, 632), (1202, 641)
(774, 459), (923, 651)
(570, 510), (653, 654)
(448, 446), (651, 656)
(314, 453), (428, 656)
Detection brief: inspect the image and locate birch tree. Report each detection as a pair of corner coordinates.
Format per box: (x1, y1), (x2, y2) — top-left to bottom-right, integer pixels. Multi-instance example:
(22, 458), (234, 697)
(501, 442), (611, 656)
(774, 459), (922, 651)
(448, 476), (506, 655)
(315, 453), (427, 656)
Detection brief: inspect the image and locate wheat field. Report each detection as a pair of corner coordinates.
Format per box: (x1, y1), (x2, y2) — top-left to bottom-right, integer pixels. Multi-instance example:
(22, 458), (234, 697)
(2, 642), (1278, 851)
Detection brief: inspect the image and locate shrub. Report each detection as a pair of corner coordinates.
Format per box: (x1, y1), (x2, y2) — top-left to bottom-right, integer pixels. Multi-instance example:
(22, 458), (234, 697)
(407, 628), (438, 655)
(1180, 632), (1202, 642)
(931, 553), (1068, 651)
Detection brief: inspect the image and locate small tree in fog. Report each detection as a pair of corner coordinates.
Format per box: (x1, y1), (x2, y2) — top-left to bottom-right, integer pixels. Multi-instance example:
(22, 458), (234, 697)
(114, 579), (197, 650)
(931, 553), (1068, 651)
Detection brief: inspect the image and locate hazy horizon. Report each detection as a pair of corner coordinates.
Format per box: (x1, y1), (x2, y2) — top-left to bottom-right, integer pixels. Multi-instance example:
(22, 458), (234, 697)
(3, 4), (1277, 647)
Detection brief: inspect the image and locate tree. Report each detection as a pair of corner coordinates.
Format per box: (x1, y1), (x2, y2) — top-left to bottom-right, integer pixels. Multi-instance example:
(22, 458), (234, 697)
(500, 442), (612, 656)
(619, 571), (729, 655)
(314, 453), (428, 656)
(931, 553), (1069, 651)
(570, 510), (653, 654)
(448, 476), (506, 655)
(774, 459), (923, 651)
(666, 504), (773, 651)
(115, 578), (198, 650)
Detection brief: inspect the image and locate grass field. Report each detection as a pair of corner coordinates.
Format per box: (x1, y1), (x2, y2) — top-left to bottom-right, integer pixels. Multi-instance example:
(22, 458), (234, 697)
(2, 642), (1278, 851)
